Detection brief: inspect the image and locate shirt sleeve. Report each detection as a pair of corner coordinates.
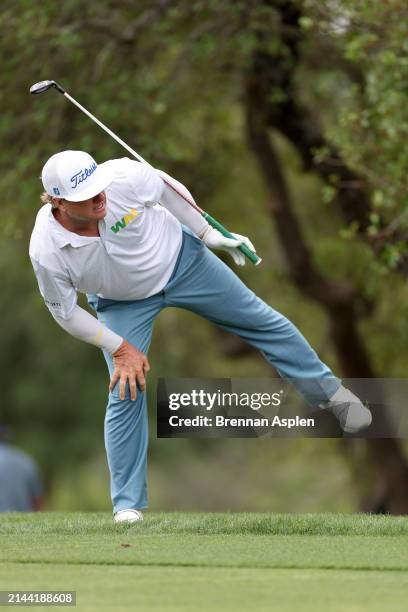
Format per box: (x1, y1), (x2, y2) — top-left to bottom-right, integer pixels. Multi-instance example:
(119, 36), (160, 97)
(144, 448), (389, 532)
(30, 258), (123, 353)
(127, 160), (165, 206)
(156, 169), (210, 236)
(52, 304), (123, 354)
(30, 258), (77, 320)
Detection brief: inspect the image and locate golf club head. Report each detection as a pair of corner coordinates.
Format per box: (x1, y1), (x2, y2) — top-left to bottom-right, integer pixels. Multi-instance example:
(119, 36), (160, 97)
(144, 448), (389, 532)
(29, 80), (65, 95)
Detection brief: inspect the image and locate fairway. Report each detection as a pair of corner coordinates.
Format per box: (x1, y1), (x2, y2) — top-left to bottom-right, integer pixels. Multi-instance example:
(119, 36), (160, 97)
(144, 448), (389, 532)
(1, 513), (408, 611)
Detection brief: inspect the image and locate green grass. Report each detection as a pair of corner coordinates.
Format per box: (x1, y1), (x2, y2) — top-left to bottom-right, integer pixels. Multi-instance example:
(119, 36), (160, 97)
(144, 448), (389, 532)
(1, 513), (408, 611)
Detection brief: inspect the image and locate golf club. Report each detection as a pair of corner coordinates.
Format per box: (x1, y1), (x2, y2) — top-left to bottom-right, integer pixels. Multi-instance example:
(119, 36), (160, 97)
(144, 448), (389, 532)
(30, 80), (261, 265)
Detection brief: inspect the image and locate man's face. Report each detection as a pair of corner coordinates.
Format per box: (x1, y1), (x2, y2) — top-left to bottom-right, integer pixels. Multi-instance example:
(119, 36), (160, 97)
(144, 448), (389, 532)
(54, 191), (107, 222)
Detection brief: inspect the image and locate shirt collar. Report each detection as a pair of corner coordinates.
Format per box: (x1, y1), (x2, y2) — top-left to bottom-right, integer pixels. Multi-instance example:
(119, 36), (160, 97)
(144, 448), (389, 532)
(46, 205), (100, 249)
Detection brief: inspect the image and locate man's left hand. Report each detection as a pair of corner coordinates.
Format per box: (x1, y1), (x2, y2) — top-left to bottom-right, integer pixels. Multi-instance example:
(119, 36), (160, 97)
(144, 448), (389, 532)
(200, 227), (256, 266)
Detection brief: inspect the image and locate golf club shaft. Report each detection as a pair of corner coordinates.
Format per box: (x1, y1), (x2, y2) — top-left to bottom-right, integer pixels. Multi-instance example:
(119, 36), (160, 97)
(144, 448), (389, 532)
(64, 93), (150, 167)
(66, 92), (205, 218)
(60, 88), (261, 265)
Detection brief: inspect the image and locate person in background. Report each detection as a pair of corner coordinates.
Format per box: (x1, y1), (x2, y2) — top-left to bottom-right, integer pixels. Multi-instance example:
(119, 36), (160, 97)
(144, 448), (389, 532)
(0, 426), (44, 512)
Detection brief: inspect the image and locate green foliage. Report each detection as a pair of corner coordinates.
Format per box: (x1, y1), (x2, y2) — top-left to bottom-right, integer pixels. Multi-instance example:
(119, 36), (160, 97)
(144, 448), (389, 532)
(305, 0), (408, 266)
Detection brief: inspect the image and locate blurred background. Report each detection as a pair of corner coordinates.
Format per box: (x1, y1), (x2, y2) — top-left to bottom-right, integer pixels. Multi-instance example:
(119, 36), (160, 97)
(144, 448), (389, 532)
(1, 0), (407, 514)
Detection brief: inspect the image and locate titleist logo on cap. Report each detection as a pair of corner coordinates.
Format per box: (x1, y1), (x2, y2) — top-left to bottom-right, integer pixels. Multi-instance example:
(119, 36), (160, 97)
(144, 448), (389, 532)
(70, 162), (97, 189)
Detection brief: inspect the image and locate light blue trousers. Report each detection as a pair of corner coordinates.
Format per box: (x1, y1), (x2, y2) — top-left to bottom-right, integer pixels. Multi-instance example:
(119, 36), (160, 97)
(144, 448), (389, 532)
(88, 228), (340, 513)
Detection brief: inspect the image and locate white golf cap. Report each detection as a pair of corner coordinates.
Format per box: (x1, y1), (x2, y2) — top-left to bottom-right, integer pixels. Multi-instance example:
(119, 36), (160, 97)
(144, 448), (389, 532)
(41, 150), (114, 202)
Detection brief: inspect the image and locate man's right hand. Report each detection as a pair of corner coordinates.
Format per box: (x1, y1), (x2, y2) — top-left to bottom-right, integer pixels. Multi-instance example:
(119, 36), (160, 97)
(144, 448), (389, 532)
(109, 340), (150, 401)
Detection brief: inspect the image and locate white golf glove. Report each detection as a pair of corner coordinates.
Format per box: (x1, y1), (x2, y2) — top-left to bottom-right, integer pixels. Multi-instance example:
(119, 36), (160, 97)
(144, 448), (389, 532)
(200, 226), (256, 266)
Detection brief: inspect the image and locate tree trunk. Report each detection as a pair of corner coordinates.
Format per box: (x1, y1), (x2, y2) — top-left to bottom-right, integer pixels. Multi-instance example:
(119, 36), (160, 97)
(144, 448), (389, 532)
(238, 0), (408, 513)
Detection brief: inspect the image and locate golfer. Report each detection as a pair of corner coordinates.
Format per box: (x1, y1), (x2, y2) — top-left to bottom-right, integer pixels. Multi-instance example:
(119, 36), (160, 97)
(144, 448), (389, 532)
(30, 151), (371, 523)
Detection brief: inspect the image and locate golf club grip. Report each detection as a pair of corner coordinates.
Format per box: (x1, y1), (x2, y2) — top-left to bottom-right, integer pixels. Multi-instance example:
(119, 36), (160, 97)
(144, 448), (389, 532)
(203, 213), (262, 266)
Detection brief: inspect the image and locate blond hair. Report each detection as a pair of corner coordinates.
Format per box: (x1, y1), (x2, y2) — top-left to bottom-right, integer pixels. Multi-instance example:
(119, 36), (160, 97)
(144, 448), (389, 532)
(40, 191), (52, 204)
(41, 191), (60, 209)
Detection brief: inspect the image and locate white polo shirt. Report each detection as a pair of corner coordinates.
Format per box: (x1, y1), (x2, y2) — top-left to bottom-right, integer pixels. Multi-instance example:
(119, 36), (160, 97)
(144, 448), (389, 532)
(29, 158), (183, 319)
